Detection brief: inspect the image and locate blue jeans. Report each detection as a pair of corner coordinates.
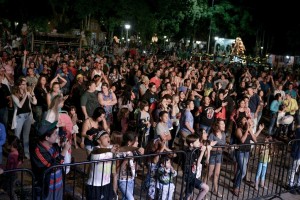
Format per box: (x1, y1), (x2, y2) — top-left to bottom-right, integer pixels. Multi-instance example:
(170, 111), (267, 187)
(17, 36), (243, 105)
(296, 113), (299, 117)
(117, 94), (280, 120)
(118, 179), (135, 200)
(14, 113), (32, 157)
(199, 124), (211, 134)
(234, 150), (250, 188)
(268, 112), (277, 135)
(255, 162), (268, 182)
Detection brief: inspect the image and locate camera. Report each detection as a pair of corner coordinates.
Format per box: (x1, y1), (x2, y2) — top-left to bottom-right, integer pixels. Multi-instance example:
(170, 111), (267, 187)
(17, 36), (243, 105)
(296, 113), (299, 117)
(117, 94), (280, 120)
(58, 127), (67, 143)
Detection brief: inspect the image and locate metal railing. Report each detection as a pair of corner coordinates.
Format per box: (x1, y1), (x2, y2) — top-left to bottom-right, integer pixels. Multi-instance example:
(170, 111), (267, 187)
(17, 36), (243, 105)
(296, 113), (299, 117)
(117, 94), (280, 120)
(1, 141), (299, 200)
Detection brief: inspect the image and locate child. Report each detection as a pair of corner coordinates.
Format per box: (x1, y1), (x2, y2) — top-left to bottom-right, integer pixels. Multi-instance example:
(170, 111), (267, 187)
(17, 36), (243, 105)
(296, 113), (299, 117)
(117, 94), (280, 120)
(183, 134), (210, 200)
(85, 130), (119, 200)
(69, 106), (81, 149)
(255, 136), (272, 190)
(2, 135), (24, 198)
(6, 135), (24, 170)
(117, 132), (144, 200)
(136, 100), (151, 148)
(197, 128), (211, 179)
(157, 156), (177, 200)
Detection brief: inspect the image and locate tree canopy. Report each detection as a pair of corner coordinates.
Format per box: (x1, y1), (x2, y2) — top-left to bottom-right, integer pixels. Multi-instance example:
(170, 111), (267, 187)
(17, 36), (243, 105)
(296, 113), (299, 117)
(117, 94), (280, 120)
(0, 0), (299, 55)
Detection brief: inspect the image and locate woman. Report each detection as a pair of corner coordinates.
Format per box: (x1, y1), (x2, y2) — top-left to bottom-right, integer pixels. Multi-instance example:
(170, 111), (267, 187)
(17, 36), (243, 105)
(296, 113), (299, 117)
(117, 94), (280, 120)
(178, 91), (187, 112)
(257, 90), (266, 126)
(230, 98), (252, 142)
(118, 86), (135, 113)
(206, 119), (226, 198)
(198, 96), (223, 134)
(80, 107), (108, 156)
(44, 95), (64, 123)
(11, 78), (37, 159)
(98, 83), (117, 128)
(117, 132), (144, 200)
(139, 76), (149, 97)
(120, 61), (129, 79)
(47, 82), (66, 108)
(33, 75), (49, 124)
(160, 82), (174, 97)
(108, 67), (123, 84)
(232, 117), (264, 196)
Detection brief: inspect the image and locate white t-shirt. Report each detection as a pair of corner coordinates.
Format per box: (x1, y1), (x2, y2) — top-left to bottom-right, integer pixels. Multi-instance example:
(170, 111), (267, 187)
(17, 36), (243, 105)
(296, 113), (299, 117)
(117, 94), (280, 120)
(86, 145), (114, 186)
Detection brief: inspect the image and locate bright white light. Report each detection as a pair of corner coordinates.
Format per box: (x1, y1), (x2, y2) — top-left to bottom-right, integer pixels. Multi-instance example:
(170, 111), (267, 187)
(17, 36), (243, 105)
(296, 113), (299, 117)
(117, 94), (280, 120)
(286, 56), (290, 59)
(214, 36), (219, 41)
(125, 24), (131, 30)
(196, 41), (201, 44)
(260, 46), (264, 49)
(166, 39), (169, 42)
(14, 22), (19, 26)
(164, 36), (167, 39)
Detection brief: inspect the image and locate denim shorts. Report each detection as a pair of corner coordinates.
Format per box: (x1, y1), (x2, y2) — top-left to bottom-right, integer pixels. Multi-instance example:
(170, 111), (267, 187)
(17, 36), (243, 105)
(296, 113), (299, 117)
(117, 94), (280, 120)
(209, 152), (223, 164)
(185, 176), (203, 196)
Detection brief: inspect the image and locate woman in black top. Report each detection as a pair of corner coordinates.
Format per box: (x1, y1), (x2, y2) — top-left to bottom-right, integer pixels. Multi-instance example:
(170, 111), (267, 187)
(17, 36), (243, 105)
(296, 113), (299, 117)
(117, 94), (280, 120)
(11, 78), (37, 158)
(33, 75), (49, 124)
(232, 116), (264, 196)
(80, 107), (108, 157)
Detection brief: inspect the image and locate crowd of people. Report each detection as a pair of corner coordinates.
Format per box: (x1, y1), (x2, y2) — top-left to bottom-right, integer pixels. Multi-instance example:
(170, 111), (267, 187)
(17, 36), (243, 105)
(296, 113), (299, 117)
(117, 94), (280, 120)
(0, 44), (300, 199)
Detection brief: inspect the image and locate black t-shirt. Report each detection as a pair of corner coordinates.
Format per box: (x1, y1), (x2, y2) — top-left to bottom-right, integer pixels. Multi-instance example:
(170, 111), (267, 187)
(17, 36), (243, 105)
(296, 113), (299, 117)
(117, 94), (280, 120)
(34, 86), (49, 111)
(0, 84), (10, 109)
(199, 104), (215, 126)
(183, 148), (201, 179)
(142, 90), (158, 108)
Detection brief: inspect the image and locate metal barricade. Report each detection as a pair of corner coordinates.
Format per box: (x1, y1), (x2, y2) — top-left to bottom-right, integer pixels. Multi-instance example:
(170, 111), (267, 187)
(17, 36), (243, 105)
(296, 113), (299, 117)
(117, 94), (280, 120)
(41, 150), (187, 200)
(2, 141), (297, 200)
(0, 168), (35, 200)
(282, 139), (300, 196)
(190, 141), (287, 200)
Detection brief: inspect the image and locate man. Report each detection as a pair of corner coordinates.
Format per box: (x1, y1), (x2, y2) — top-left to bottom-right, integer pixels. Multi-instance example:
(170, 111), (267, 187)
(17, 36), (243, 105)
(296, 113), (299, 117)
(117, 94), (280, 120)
(31, 120), (71, 200)
(284, 92), (299, 137)
(142, 82), (159, 115)
(55, 61), (75, 95)
(81, 81), (100, 119)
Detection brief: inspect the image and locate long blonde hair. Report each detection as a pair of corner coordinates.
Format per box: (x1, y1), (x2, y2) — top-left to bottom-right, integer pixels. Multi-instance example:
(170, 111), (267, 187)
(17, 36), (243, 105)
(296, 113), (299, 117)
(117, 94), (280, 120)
(48, 95), (64, 120)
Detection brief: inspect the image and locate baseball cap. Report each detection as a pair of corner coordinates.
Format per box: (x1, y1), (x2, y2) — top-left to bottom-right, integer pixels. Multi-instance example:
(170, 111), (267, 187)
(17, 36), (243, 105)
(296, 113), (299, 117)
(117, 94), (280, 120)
(36, 120), (58, 136)
(93, 130), (109, 142)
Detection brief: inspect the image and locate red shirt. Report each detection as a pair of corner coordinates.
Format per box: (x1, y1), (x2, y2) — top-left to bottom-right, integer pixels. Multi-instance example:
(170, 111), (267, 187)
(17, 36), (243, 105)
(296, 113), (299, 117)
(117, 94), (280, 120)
(150, 76), (161, 89)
